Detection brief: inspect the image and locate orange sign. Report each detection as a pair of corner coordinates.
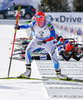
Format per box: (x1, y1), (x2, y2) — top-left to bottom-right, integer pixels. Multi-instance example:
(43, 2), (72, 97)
(58, 25), (60, 28)
(67, 27), (70, 32)
(82, 32), (83, 37)
(62, 26), (65, 30)
(73, 29), (77, 34)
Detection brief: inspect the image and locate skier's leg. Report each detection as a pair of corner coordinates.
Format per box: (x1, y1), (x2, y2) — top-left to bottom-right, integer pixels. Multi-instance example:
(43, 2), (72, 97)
(42, 42), (60, 70)
(20, 38), (39, 78)
(42, 42), (68, 79)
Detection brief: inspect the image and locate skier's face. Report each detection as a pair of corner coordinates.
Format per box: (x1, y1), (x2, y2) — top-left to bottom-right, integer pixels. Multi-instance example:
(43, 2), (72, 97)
(36, 20), (44, 27)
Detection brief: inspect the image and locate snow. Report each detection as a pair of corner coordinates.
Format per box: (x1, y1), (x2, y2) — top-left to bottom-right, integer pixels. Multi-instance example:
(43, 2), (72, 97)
(0, 25), (49, 100)
(0, 24), (83, 100)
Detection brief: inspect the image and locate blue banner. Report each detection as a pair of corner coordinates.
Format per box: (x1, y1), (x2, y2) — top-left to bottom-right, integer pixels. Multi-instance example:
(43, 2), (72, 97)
(65, 26), (67, 31)
(60, 25), (62, 29)
(70, 28), (73, 33)
(77, 30), (82, 35)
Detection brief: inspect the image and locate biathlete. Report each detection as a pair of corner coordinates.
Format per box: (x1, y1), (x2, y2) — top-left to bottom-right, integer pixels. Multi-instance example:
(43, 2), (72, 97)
(56, 37), (83, 61)
(14, 11), (67, 79)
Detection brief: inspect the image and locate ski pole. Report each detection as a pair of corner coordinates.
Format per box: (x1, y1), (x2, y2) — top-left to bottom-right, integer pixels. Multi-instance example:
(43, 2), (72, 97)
(7, 4), (21, 78)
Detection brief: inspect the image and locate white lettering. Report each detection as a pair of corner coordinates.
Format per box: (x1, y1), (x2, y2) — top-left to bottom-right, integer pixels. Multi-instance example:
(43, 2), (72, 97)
(21, 9), (25, 16)
(8, 11), (14, 15)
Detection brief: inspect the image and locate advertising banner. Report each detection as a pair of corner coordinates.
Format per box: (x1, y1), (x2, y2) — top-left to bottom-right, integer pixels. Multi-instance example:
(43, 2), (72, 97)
(45, 12), (83, 25)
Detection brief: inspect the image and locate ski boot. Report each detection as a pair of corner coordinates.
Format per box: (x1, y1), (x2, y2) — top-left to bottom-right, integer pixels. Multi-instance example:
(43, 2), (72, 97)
(56, 69), (68, 79)
(20, 64), (31, 78)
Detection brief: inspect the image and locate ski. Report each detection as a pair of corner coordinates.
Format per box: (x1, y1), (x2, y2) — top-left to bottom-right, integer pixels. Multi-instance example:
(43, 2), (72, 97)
(42, 76), (83, 82)
(0, 76), (47, 81)
(10, 40), (31, 45)
(14, 37), (29, 42)
(1, 76), (83, 82)
(10, 43), (28, 45)
(10, 57), (25, 61)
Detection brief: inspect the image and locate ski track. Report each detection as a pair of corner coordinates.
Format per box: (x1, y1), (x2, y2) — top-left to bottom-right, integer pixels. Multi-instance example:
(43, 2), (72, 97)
(0, 24), (83, 100)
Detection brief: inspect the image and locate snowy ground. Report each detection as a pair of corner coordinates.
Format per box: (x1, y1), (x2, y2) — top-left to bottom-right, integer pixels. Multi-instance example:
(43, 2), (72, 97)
(0, 25), (49, 100)
(0, 24), (83, 100)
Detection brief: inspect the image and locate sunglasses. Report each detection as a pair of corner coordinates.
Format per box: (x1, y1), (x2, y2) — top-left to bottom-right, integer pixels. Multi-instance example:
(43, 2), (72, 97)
(35, 15), (41, 18)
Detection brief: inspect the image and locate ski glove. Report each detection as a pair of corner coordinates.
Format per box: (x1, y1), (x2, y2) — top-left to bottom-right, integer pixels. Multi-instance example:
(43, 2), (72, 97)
(37, 40), (46, 45)
(14, 24), (20, 30)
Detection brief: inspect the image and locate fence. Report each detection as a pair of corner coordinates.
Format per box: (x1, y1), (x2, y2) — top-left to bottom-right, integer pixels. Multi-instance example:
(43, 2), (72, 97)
(52, 21), (83, 44)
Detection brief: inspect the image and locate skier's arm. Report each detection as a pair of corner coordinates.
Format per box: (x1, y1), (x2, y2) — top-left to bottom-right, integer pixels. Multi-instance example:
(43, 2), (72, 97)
(45, 22), (56, 42)
(20, 21), (35, 29)
(14, 20), (36, 29)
